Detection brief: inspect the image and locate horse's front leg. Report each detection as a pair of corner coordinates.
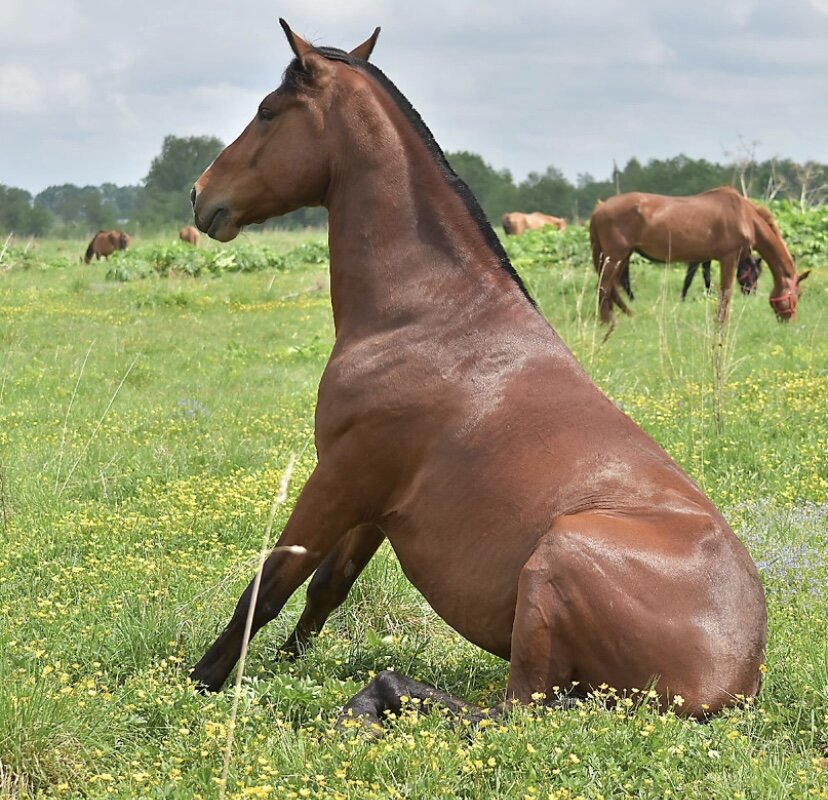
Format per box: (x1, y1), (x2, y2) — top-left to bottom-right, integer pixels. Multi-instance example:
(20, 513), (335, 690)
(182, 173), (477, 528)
(278, 523), (386, 659)
(716, 253), (739, 329)
(191, 460), (376, 692)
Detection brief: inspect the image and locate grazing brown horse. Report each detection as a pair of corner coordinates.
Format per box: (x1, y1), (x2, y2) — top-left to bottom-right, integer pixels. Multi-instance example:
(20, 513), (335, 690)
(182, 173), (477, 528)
(502, 211), (567, 235)
(190, 21), (767, 725)
(590, 189), (809, 327)
(83, 230), (129, 264)
(179, 225), (201, 246)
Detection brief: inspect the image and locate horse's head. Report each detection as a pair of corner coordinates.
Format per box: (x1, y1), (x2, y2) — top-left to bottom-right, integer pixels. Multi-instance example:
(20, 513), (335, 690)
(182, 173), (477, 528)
(192, 20), (381, 242)
(737, 255), (761, 295)
(769, 269), (811, 321)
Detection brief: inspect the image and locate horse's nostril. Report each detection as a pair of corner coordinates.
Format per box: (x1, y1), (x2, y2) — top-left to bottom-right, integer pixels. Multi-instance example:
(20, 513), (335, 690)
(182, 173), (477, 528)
(190, 187), (197, 209)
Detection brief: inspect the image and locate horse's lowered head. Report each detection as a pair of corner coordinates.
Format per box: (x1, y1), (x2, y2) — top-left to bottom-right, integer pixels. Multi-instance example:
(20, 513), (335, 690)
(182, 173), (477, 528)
(191, 20), (381, 242)
(770, 269), (811, 321)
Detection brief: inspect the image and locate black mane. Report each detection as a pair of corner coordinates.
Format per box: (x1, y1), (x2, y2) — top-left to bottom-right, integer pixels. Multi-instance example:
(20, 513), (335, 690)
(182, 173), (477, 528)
(282, 47), (536, 307)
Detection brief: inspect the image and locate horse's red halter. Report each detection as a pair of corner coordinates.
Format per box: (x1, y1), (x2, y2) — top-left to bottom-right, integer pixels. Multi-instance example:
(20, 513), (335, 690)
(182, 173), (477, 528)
(769, 290), (796, 316)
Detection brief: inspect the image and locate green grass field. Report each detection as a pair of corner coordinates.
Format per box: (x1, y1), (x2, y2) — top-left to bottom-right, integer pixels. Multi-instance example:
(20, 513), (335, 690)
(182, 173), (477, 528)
(0, 225), (826, 799)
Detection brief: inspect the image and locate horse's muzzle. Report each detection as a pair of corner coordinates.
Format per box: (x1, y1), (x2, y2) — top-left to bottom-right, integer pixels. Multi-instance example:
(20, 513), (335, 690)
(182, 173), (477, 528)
(194, 201), (239, 242)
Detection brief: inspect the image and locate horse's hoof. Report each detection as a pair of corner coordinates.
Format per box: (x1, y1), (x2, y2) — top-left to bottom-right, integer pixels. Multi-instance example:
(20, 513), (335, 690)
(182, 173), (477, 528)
(334, 711), (384, 739)
(189, 668), (221, 694)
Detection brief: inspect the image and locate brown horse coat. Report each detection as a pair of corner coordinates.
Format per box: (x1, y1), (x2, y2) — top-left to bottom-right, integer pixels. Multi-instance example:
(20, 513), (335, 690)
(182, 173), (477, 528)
(589, 189), (809, 325)
(84, 230), (129, 264)
(179, 225), (200, 246)
(190, 22), (767, 722)
(503, 211), (567, 235)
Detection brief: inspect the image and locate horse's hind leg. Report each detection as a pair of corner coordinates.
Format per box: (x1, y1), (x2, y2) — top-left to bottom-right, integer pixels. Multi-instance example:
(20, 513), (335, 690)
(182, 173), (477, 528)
(505, 531), (577, 704)
(278, 524), (385, 658)
(337, 669), (483, 734)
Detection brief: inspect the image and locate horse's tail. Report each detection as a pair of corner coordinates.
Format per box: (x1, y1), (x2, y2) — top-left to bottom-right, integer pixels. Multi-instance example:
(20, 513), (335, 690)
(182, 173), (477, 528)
(590, 209), (632, 319)
(118, 231), (127, 250)
(589, 213), (604, 276)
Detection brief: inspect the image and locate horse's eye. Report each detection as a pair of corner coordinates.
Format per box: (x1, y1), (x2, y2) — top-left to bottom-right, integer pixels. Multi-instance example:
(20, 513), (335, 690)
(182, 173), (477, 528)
(258, 106), (276, 122)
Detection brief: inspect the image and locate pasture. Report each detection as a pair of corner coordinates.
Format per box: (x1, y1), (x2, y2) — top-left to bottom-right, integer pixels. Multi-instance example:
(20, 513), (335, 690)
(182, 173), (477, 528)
(0, 222), (826, 799)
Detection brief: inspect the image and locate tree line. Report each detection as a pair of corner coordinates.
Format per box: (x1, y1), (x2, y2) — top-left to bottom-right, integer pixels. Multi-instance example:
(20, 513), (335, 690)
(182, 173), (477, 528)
(2, 134), (828, 237)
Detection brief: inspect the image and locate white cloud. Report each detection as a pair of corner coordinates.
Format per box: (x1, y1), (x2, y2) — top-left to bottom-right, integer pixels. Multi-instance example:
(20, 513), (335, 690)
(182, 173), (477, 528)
(1, 0), (827, 193)
(0, 65), (89, 116)
(0, 0), (82, 47)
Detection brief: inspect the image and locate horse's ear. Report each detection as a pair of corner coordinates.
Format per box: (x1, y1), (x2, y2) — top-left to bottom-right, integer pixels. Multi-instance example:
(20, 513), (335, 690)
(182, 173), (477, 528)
(350, 27), (381, 61)
(797, 269), (811, 284)
(279, 18), (314, 61)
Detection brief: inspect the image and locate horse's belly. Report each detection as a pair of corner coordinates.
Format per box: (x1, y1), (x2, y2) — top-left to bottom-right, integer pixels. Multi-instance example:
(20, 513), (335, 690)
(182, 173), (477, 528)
(379, 500), (543, 660)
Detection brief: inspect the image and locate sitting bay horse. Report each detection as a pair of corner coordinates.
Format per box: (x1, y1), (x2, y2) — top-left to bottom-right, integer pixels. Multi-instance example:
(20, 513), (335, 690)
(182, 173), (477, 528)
(83, 230), (130, 264)
(189, 21), (767, 727)
(590, 188), (809, 327)
(502, 211), (567, 235)
(619, 254), (763, 302)
(179, 225), (201, 246)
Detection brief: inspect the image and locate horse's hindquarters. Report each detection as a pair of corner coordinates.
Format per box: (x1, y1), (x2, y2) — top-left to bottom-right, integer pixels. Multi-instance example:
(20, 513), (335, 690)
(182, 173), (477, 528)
(508, 511), (767, 715)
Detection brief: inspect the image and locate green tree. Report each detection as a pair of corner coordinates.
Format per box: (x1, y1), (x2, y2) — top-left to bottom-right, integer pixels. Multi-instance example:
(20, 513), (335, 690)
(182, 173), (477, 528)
(446, 150), (518, 221)
(138, 135), (224, 229)
(34, 184), (118, 234)
(0, 185), (52, 236)
(516, 166), (576, 219)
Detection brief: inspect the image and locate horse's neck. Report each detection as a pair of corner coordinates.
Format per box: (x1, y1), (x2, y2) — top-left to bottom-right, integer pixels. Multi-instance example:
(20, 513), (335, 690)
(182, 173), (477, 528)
(752, 212), (795, 292)
(324, 99), (526, 340)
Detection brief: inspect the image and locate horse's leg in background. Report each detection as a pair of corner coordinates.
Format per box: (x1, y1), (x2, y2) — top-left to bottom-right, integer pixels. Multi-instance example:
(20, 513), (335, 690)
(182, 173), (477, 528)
(191, 461), (374, 692)
(681, 262), (700, 300)
(702, 261), (712, 294)
(278, 524), (386, 658)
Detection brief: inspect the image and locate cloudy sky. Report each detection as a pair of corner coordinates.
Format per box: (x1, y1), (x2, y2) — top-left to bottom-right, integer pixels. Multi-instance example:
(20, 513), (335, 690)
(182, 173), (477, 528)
(2, 0), (828, 195)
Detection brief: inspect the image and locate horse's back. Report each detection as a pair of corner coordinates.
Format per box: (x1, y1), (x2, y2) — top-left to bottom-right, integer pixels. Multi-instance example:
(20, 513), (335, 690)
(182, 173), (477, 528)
(593, 189), (754, 261)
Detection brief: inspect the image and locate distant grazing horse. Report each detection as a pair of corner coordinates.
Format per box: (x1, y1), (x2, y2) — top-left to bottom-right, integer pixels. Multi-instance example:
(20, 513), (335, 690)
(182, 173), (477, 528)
(619, 254), (763, 302)
(590, 188), (809, 326)
(189, 20), (766, 726)
(179, 225), (201, 246)
(502, 211), (567, 235)
(84, 230), (129, 264)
